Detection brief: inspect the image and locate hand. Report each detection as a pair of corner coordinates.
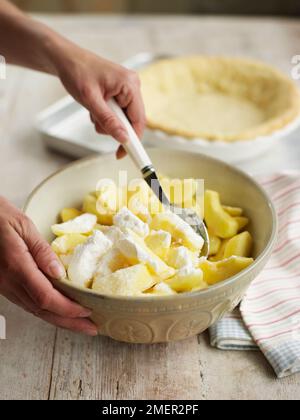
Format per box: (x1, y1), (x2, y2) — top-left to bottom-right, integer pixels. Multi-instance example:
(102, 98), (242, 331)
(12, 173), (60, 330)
(53, 44), (146, 159)
(0, 1), (146, 159)
(0, 197), (98, 336)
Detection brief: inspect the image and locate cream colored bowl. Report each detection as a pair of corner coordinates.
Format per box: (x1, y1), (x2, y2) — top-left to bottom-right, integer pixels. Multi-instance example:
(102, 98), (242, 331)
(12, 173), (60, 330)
(24, 150), (277, 344)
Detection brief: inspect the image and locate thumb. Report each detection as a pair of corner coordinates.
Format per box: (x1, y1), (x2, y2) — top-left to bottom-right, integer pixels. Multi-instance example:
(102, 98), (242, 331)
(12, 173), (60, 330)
(22, 218), (66, 280)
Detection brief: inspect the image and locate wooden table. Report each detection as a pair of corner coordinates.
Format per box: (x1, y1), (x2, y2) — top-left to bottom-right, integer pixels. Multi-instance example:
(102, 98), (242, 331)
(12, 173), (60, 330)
(0, 15), (300, 401)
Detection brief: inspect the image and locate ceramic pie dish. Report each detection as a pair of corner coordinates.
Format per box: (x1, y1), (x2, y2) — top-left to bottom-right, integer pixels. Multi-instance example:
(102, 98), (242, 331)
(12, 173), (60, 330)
(24, 150), (277, 344)
(140, 56), (300, 162)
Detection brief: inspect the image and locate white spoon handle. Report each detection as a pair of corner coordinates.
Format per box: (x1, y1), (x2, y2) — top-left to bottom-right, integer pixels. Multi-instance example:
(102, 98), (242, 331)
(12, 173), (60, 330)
(108, 98), (152, 171)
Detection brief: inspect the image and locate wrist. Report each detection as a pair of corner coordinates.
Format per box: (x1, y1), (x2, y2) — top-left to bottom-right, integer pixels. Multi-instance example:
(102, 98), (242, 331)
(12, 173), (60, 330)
(27, 18), (80, 77)
(43, 31), (84, 78)
(37, 26), (69, 76)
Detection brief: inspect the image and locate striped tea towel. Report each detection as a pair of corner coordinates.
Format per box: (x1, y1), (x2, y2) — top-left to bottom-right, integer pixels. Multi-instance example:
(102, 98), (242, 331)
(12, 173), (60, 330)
(210, 172), (300, 378)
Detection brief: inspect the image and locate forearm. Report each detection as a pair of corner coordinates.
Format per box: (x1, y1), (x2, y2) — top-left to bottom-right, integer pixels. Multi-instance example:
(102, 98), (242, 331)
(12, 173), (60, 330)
(0, 0), (72, 75)
(0, 1), (145, 155)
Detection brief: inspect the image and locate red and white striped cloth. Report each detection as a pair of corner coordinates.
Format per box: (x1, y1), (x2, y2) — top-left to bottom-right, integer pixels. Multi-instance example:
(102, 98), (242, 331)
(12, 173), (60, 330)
(210, 172), (300, 378)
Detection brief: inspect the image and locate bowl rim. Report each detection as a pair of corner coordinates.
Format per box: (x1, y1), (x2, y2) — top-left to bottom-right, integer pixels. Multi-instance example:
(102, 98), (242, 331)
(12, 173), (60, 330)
(24, 149), (278, 303)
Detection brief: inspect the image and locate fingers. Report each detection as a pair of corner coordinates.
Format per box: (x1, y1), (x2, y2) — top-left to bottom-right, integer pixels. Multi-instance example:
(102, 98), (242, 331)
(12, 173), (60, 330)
(88, 94), (129, 144)
(2, 226), (92, 319)
(115, 85), (132, 109)
(126, 97), (146, 140)
(2, 282), (42, 317)
(91, 91), (145, 159)
(38, 312), (98, 336)
(90, 114), (106, 136)
(116, 82), (146, 140)
(16, 215), (66, 281)
(20, 270), (92, 319)
(2, 276), (97, 336)
(94, 121), (106, 136)
(88, 70), (146, 143)
(92, 116), (127, 159)
(19, 262), (92, 319)
(2, 287), (97, 336)
(0, 288), (27, 311)
(0, 202), (97, 336)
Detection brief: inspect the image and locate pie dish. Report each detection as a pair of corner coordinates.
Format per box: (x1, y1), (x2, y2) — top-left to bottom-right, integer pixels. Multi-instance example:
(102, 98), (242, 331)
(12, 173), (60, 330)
(140, 56), (300, 142)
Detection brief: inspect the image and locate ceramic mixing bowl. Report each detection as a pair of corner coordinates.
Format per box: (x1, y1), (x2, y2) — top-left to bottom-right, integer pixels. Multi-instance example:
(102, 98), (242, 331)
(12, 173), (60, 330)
(24, 150), (277, 344)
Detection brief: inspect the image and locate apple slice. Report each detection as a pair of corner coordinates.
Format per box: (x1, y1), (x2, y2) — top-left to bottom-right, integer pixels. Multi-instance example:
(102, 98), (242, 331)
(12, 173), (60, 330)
(51, 213), (97, 236)
(68, 231), (112, 288)
(92, 264), (156, 296)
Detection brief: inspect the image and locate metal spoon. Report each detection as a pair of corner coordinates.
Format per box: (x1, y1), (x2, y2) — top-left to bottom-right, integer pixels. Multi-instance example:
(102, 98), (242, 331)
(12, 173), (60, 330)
(108, 99), (209, 257)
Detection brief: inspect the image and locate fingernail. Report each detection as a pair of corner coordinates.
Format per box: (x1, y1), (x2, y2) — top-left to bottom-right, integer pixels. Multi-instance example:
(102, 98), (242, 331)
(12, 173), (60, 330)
(116, 150), (126, 160)
(79, 308), (92, 318)
(48, 261), (66, 280)
(86, 327), (98, 337)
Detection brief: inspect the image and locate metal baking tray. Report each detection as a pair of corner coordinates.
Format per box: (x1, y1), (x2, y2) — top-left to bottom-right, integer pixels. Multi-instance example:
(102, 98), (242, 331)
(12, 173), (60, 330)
(36, 53), (171, 159)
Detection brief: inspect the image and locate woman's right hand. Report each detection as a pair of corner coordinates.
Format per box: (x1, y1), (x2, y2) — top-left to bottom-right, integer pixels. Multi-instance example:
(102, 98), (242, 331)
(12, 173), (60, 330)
(0, 197), (98, 336)
(52, 45), (146, 159)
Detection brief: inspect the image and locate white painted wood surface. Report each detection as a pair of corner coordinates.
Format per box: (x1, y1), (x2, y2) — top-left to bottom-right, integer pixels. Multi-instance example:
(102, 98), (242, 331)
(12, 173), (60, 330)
(0, 15), (300, 400)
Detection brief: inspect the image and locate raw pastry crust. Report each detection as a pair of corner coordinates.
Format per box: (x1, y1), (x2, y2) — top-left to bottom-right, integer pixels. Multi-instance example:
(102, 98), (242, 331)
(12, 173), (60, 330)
(139, 56), (300, 142)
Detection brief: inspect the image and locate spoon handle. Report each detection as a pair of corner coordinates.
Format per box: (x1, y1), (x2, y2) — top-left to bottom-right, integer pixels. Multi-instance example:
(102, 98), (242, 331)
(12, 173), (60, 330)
(108, 98), (170, 206)
(108, 98), (152, 171)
